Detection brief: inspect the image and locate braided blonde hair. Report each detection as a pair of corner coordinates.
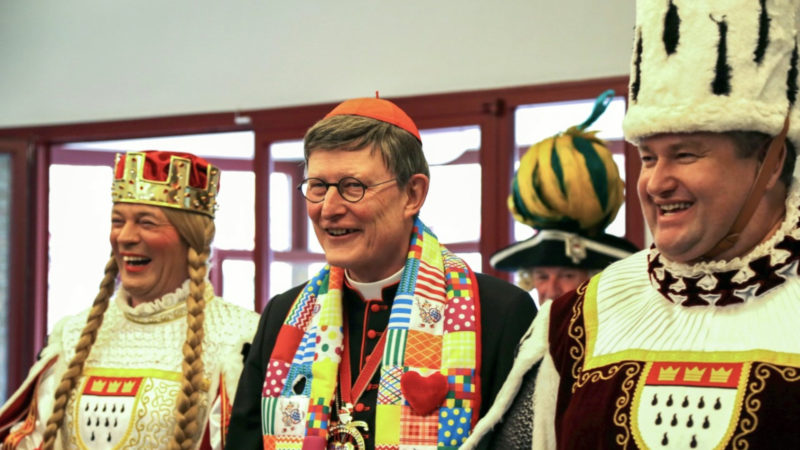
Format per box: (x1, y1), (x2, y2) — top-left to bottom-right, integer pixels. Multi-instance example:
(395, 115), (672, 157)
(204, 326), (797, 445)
(40, 257), (118, 449)
(162, 208), (215, 450)
(40, 206), (215, 450)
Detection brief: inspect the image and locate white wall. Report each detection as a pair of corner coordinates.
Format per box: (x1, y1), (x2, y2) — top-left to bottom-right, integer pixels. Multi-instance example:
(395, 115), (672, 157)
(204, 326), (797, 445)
(0, 0), (635, 127)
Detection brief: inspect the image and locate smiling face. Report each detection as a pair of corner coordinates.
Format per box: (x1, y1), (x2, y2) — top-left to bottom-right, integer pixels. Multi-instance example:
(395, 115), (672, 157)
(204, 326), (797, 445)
(110, 204), (189, 306)
(637, 133), (767, 263)
(305, 146), (427, 282)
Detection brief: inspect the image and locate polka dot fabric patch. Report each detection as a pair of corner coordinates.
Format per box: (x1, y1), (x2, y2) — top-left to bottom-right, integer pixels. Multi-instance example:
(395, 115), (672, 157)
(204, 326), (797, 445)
(262, 360), (292, 397)
(443, 296), (477, 333)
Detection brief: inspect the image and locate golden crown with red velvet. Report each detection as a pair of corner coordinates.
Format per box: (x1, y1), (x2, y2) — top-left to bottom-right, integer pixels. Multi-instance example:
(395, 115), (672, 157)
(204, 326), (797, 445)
(111, 150), (220, 218)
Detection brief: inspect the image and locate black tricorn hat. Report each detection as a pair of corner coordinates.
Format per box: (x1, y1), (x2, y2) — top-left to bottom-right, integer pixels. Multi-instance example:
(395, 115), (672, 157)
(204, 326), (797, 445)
(490, 229), (639, 271)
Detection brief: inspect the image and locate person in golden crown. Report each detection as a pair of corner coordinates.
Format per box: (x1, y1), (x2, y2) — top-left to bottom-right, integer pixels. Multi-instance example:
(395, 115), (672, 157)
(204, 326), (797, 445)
(463, 0), (800, 448)
(226, 96), (536, 449)
(0, 151), (259, 449)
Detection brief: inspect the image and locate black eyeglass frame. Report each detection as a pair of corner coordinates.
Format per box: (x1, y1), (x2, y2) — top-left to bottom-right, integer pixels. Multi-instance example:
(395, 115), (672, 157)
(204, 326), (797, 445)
(296, 176), (398, 203)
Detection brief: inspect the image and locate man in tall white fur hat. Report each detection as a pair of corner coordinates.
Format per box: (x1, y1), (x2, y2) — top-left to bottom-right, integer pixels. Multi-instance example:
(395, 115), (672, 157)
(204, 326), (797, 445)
(462, 0), (800, 448)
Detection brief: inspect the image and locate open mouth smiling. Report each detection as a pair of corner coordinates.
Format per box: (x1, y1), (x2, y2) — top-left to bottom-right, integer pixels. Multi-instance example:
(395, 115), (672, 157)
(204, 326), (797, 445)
(326, 228), (359, 236)
(123, 255), (151, 266)
(659, 202), (692, 215)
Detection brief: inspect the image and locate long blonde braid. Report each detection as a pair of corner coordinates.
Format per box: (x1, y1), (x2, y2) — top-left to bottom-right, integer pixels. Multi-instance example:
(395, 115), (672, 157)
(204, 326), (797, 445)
(40, 257), (119, 450)
(163, 208), (215, 450)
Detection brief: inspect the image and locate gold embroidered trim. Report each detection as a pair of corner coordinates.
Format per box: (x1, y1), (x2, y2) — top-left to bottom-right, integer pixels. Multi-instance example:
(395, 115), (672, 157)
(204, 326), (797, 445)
(733, 363), (800, 447)
(568, 282), (588, 385)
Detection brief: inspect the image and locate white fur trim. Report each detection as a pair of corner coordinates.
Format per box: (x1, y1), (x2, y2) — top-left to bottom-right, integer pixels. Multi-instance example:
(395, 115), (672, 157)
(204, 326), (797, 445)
(531, 352), (559, 450)
(623, 0), (800, 147)
(460, 301), (552, 449)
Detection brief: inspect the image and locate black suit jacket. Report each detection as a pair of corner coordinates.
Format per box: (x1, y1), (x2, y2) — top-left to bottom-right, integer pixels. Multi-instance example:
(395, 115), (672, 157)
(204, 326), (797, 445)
(226, 272), (535, 449)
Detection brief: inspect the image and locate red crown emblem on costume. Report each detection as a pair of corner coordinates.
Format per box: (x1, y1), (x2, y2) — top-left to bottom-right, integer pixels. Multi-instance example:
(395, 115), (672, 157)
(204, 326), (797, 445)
(111, 151), (220, 218)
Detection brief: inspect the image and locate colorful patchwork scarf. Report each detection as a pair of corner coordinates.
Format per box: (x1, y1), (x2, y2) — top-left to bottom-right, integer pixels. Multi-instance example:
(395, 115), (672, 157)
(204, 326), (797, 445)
(261, 218), (481, 449)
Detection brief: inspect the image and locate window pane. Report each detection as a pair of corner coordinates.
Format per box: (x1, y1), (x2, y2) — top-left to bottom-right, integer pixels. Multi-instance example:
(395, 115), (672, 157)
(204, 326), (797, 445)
(307, 217), (323, 253)
(270, 173), (291, 251)
(458, 252), (483, 273)
(420, 126), (480, 165)
(271, 139), (304, 161)
(48, 165), (114, 332)
(222, 259), (255, 310)
(215, 170), (255, 250)
(62, 131), (255, 159)
(421, 164), (481, 243)
(514, 96), (626, 146)
(0, 154), (10, 402)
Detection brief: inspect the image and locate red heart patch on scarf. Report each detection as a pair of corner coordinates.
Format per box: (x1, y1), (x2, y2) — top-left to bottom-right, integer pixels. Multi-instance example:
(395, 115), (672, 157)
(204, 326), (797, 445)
(400, 371), (448, 416)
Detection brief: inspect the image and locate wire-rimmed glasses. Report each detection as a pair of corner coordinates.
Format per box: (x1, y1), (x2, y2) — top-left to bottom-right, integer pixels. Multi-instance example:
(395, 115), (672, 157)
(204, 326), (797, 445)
(297, 177), (398, 203)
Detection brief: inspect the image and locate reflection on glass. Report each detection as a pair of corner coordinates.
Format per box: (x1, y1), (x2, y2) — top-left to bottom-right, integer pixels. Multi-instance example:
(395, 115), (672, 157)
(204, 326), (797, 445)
(269, 173), (291, 251)
(215, 171), (255, 250)
(0, 154), (10, 402)
(222, 259), (255, 310)
(420, 164), (481, 243)
(48, 165), (115, 332)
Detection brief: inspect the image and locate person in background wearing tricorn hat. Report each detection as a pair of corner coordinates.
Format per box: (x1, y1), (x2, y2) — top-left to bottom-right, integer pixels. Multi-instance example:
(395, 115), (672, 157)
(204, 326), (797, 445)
(463, 0), (800, 448)
(490, 90), (639, 309)
(226, 96), (535, 450)
(0, 151), (259, 449)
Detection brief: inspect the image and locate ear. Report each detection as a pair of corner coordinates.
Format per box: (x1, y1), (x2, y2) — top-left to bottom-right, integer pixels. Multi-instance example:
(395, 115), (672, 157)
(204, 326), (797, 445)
(402, 173), (429, 219)
(765, 142), (788, 190)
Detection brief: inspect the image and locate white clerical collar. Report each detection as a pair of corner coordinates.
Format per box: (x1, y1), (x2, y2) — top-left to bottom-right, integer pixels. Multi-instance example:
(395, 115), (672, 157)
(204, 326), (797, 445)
(345, 267), (404, 301)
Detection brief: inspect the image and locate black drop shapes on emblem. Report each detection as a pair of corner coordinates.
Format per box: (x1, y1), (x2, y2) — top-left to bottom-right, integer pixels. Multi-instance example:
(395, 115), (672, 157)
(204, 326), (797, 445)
(754, 0), (770, 64)
(105, 417), (109, 427)
(655, 412), (663, 425)
(84, 402), (89, 412)
(121, 404), (125, 413)
(632, 29), (643, 102)
(714, 397), (722, 409)
(107, 432), (112, 442)
(788, 43), (798, 106)
(671, 414), (678, 426)
(711, 15), (732, 96)
(662, 432), (669, 446)
(652, 393), (658, 406)
(690, 435), (698, 448)
(94, 403), (98, 412)
(114, 418), (118, 427)
(682, 396), (689, 407)
(687, 415), (694, 428)
(667, 394), (673, 407)
(86, 417), (91, 426)
(112, 404), (116, 413)
(90, 431), (96, 442)
(703, 416), (710, 429)
(102, 403), (107, 412)
(95, 417), (100, 426)
(698, 396), (705, 409)
(663, 0), (680, 55)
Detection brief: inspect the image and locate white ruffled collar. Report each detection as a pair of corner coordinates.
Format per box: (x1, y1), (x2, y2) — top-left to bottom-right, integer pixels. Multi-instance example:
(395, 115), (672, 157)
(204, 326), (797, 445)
(115, 279), (193, 323)
(647, 180), (800, 306)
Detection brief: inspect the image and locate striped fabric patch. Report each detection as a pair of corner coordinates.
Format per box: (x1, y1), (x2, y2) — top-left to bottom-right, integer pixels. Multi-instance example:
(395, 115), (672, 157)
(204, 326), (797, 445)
(388, 294), (414, 329)
(383, 328), (408, 366)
